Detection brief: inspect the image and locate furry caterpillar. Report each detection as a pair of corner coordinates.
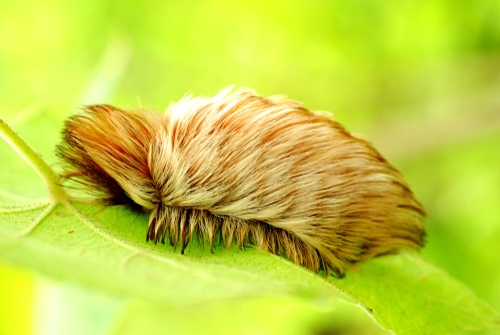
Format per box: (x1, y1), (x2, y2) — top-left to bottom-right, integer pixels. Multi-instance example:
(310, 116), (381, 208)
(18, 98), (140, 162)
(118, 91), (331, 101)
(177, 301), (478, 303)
(57, 87), (425, 277)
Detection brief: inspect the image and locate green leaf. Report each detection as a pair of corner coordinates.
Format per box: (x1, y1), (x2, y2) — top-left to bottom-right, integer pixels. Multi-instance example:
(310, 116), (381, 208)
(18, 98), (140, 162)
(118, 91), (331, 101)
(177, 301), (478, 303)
(1, 115), (499, 335)
(0, 201), (338, 305)
(333, 254), (500, 334)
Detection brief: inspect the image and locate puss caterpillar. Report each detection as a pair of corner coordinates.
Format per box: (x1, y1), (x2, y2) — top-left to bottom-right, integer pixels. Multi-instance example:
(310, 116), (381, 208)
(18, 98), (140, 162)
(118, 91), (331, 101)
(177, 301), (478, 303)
(57, 87), (425, 277)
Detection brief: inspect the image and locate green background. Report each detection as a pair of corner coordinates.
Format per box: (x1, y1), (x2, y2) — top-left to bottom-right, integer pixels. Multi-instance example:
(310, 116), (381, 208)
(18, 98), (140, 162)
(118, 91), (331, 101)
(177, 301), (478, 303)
(1, 1), (499, 334)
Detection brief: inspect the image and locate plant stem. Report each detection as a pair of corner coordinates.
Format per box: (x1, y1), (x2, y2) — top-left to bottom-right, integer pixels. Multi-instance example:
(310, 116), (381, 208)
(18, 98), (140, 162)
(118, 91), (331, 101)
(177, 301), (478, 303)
(0, 118), (68, 201)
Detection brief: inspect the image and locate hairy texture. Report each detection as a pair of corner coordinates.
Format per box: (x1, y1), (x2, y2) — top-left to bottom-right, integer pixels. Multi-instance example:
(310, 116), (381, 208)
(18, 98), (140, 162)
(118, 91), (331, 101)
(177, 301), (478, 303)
(57, 88), (425, 277)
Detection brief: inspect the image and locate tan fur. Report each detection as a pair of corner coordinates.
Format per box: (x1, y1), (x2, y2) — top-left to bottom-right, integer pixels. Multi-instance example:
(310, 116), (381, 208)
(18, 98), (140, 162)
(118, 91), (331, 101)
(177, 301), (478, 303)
(57, 87), (425, 277)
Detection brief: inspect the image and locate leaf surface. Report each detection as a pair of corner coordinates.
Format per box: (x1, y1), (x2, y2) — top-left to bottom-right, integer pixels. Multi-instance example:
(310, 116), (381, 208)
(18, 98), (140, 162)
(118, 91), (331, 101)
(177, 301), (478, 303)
(1, 114), (499, 335)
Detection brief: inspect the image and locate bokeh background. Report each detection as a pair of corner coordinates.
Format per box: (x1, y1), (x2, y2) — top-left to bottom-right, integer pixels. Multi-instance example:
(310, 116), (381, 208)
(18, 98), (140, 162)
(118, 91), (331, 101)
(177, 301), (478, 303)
(1, 1), (499, 334)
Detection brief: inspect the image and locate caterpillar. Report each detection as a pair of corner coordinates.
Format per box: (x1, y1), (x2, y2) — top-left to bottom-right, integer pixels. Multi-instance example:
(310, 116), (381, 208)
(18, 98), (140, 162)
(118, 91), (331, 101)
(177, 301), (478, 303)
(57, 87), (426, 277)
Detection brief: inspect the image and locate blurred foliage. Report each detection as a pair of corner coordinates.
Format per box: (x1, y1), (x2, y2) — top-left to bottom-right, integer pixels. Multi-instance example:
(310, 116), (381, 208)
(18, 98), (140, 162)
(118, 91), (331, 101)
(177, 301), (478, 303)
(1, 0), (499, 334)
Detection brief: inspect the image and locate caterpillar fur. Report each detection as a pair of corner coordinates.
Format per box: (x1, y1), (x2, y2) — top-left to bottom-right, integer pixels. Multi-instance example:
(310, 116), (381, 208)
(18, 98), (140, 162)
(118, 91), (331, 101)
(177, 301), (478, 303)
(56, 87), (426, 277)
